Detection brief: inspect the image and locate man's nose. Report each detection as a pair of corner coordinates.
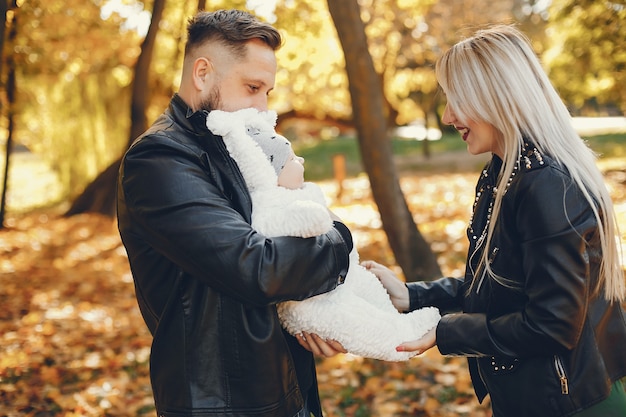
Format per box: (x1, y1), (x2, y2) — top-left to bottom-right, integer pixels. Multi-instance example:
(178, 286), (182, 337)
(252, 97), (268, 112)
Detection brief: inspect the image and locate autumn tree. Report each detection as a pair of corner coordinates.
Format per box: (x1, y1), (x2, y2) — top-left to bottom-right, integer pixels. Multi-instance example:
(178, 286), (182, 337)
(0, 0), (16, 229)
(0, 0), (8, 228)
(268, 0), (351, 126)
(8, 0), (141, 208)
(270, 0), (542, 128)
(544, 0), (626, 114)
(326, 0), (441, 281)
(65, 0), (248, 215)
(65, 0), (167, 216)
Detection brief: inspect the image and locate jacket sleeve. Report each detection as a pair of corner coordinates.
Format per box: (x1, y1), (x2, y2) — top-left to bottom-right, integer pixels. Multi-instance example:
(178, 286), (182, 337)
(437, 167), (596, 357)
(118, 136), (351, 307)
(407, 277), (466, 314)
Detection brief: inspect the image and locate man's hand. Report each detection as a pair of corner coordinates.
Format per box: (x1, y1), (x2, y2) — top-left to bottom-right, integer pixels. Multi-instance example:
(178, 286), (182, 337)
(296, 332), (347, 357)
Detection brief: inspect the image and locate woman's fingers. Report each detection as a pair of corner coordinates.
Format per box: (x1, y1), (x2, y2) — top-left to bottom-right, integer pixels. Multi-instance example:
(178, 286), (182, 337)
(395, 326), (437, 355)
(395, 340), (426, 355)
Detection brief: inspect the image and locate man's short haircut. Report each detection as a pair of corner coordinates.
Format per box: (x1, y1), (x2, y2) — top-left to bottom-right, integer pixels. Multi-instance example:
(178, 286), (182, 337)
(185, 9), (282, 58)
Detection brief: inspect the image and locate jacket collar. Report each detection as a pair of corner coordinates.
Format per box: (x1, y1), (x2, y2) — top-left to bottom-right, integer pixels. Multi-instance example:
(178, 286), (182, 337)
(169, 93), (210, 135)
(482, 154), (502, 188)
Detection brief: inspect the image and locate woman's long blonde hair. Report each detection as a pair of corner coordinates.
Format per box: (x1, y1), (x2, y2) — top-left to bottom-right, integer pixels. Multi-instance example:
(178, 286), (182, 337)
(436, 24), (625, 302)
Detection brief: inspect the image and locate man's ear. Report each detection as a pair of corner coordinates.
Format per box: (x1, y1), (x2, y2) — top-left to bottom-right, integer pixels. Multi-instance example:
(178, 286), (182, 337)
(192, 57), (212, 91)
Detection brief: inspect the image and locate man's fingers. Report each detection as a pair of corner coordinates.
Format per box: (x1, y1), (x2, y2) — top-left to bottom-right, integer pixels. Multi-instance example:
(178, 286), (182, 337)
(295, 333), (311, 351)
(326, 338), (347, 354)
(309, 333), (334, 357)
(296, 332), (347, 357)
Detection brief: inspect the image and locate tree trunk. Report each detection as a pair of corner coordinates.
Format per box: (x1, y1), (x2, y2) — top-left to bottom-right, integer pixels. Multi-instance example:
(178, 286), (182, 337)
(65, 0), (167, 217)
(0, 1), (17, 229)
(326, 0), (441, 281)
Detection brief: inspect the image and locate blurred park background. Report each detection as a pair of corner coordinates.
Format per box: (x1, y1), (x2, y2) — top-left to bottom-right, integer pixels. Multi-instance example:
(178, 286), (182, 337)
(0, 0), (625, 416)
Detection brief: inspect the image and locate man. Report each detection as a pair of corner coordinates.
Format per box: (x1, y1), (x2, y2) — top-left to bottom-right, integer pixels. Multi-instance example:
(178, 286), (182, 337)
(117, 9), (352, 417)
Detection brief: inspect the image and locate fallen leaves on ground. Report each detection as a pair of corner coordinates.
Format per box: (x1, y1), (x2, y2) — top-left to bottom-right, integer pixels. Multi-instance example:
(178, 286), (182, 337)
(1, 166), (624, 417)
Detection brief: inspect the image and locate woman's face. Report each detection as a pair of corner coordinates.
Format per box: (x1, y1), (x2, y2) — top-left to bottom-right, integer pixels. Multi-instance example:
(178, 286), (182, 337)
(277, 152), (305, 190)
(442, 103), (503, 158)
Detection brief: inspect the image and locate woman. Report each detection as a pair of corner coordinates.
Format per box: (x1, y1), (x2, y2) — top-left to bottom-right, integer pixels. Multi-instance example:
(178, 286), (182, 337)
(365, 25), (626, 416)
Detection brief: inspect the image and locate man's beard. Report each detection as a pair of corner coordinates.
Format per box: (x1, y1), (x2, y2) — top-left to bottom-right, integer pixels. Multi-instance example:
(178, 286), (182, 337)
(198, 86), (222, 112)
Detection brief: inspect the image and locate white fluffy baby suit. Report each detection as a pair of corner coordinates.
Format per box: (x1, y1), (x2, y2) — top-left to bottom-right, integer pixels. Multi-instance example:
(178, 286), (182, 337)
(206, 108), (441, 361)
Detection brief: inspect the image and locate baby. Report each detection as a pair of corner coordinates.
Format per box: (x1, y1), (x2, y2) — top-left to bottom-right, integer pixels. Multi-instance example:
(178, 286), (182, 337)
(206, 108), (440, 361)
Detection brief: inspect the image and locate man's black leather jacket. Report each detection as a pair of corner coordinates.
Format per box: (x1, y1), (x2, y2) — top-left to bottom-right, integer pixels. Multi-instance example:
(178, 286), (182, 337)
(408, 152), (626, 417)
(117, 94), (351, 417)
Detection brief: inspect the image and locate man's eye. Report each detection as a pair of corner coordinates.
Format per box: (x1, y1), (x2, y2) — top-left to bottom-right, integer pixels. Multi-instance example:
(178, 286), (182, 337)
(248, 85), (260, 92)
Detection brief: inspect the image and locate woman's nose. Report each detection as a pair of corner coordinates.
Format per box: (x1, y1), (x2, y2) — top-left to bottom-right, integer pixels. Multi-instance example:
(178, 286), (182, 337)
(442, 104), (455, 125)
(296, 156), (304, 164)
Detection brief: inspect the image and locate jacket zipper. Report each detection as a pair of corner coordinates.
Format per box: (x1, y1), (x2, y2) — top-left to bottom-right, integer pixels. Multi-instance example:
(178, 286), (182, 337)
(468, 234), (486, 291)
(554, 355), (569, 395)
(475, 247), (499, 294)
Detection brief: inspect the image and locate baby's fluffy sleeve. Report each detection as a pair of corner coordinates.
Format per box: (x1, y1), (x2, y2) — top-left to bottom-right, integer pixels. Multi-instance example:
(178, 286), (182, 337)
(251, 182), (333, 238)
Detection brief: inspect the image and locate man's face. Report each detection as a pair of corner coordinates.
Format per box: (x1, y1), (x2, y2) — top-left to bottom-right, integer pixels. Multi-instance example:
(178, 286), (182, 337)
(199, 39), (277, 112)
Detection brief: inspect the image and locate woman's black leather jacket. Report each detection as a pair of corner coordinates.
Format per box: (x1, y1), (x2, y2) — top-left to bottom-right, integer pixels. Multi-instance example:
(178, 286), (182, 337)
(408, 152), (626, 417)
(117, 95), (351, 416)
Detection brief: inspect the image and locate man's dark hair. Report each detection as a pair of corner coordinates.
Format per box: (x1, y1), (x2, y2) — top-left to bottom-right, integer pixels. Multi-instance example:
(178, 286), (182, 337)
(185, 9), (282, 58)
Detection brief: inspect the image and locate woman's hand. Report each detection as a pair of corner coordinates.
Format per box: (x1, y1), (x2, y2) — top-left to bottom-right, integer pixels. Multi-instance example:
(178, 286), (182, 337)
(296, 332), (347, 357)
(361, 260), (410, 312)
(395, 326), (437, 356)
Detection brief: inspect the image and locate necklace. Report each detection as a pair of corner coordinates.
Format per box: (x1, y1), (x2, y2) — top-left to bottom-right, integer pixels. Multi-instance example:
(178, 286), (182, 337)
(468, 167), (511, 248)
(468, 144), (544, 245)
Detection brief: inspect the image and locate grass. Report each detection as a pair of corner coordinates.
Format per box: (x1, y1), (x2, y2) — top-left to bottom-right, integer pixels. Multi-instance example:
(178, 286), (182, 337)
(294, 131), (465, 181)
(295, 132), (626, 181)
(584, 133), (626, 159)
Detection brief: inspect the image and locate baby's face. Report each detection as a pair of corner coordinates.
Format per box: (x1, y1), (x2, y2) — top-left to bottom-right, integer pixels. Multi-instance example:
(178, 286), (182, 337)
(277, 151), (305, 189)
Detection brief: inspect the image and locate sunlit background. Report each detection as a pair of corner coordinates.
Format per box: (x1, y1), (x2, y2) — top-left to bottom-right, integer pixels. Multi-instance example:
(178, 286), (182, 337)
(0, 0), (625, 416)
